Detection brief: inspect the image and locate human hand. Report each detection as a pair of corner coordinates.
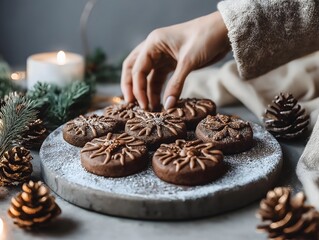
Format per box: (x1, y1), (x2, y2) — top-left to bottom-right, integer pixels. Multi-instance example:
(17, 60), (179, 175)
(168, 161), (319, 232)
(121, 11), (229, 110)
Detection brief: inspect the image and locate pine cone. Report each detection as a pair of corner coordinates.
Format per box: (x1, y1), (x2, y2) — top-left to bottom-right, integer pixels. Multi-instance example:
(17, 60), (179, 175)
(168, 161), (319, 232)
(8, 180), (61, 229)
(264, 93), (309, 139)
(0, 146), (33, 186)
(21, 119), (48, 150)
(257, 187), (319, 240)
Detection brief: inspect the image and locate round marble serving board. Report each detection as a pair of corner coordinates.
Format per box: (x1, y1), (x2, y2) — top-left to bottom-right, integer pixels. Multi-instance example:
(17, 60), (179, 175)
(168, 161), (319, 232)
(40, 112), (283, 220)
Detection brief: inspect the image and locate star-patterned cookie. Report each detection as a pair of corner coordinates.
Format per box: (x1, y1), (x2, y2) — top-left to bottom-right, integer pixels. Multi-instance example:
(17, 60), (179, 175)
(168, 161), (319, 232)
(81, 133), (148, 177)
(195, 114), (253, 154)
(104, 102), (145, 128)
(152, 139), (225, 185)
(165, 98), (216, 129)
(125, 112), (187, 149)
(63, 114), (119, 147)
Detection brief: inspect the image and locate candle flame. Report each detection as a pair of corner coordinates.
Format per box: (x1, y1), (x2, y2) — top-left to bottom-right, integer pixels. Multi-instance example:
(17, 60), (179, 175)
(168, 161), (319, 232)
(11, 73), (20, 80)
(57, 51), (66, 65)
(11, 71), (26, 81)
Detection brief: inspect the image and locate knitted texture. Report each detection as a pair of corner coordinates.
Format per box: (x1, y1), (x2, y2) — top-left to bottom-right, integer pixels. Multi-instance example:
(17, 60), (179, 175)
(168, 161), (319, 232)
(218, 0), (319, 79)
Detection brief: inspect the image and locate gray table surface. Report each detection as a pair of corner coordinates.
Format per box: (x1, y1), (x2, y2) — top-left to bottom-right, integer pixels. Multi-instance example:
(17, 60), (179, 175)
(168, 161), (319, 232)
(0, 84), (307, 240)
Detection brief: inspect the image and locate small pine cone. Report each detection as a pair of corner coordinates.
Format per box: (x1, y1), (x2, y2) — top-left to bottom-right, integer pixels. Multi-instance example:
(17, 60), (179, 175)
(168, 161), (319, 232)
(0, 147), (33, 186)
(264, 93), (309, 140)
(8, 180), (61, 229)
(21, 119), (48, 150)
(257, 187), (319, 240)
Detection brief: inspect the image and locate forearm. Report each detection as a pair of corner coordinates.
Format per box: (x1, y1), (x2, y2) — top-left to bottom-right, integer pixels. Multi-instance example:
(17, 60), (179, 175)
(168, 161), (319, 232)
(218, 0), (319, 79)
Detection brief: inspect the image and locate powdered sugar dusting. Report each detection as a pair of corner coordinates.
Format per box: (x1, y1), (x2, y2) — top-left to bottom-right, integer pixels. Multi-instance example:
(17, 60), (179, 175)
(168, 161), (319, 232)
(40, 115), (282, 201)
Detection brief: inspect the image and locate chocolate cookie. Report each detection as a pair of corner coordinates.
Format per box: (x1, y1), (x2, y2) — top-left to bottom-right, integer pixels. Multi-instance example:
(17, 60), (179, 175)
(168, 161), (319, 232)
(195, 114), (253, 154)
(165, 98), (216, 129)
(153, 139), (224, 186)
(63, 114), (119, 147)
(125, 112), (187, 149)
(104, 102), (145, 128)
(81, 133), (148, 177)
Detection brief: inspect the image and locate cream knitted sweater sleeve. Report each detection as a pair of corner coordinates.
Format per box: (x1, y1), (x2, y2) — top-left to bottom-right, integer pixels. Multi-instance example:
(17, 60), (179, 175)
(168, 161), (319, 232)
(218, 0), (319, 79)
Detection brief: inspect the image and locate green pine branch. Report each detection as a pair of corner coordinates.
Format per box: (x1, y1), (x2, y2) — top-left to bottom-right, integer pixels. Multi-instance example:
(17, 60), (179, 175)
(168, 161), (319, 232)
(0, 92), (38, 157)
(46, 81), (91, 129)
(27, 81), (93, 131)
(26, 82), (57, 109)
(0, 55), (98, 154)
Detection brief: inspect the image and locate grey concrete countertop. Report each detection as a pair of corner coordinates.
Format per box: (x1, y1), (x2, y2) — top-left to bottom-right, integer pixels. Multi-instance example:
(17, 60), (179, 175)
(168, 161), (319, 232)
(0, 86), (307, 240)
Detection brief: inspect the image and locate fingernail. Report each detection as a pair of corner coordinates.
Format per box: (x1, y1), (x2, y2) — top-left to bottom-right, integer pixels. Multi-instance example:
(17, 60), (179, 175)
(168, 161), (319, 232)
(164, 96), (177, 110)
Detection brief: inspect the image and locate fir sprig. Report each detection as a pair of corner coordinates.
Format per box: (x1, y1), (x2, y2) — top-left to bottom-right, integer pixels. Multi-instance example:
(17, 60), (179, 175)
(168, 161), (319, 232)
(26, 82), (56, 110)
(27, 81), (92, 130)
(46, 81), (91, 129)
(0, 92), (38, 157)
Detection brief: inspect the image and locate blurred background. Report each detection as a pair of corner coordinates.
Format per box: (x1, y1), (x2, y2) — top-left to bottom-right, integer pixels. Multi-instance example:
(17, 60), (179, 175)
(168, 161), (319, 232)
(0, 0), (232, 69)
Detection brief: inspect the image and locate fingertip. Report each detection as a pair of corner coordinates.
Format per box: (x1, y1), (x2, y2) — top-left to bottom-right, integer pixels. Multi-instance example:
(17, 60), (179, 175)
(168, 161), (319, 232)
(132, 53), (152, 110)
(121, 72), (134, 104)
(137, 96), (148, 110)
(132, 73), (148, 110)
(121, 80), (134, 103)
(137, 98), (148, 110)
(163, 80), (182, 108)
(164, 96), (177, 110)
(123, 92), (135, 103)
(163, 63), (190, 107)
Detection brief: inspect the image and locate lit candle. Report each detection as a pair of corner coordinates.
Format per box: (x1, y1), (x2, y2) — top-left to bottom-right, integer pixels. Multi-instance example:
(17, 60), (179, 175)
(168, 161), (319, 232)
(27, 51), (84, 89)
